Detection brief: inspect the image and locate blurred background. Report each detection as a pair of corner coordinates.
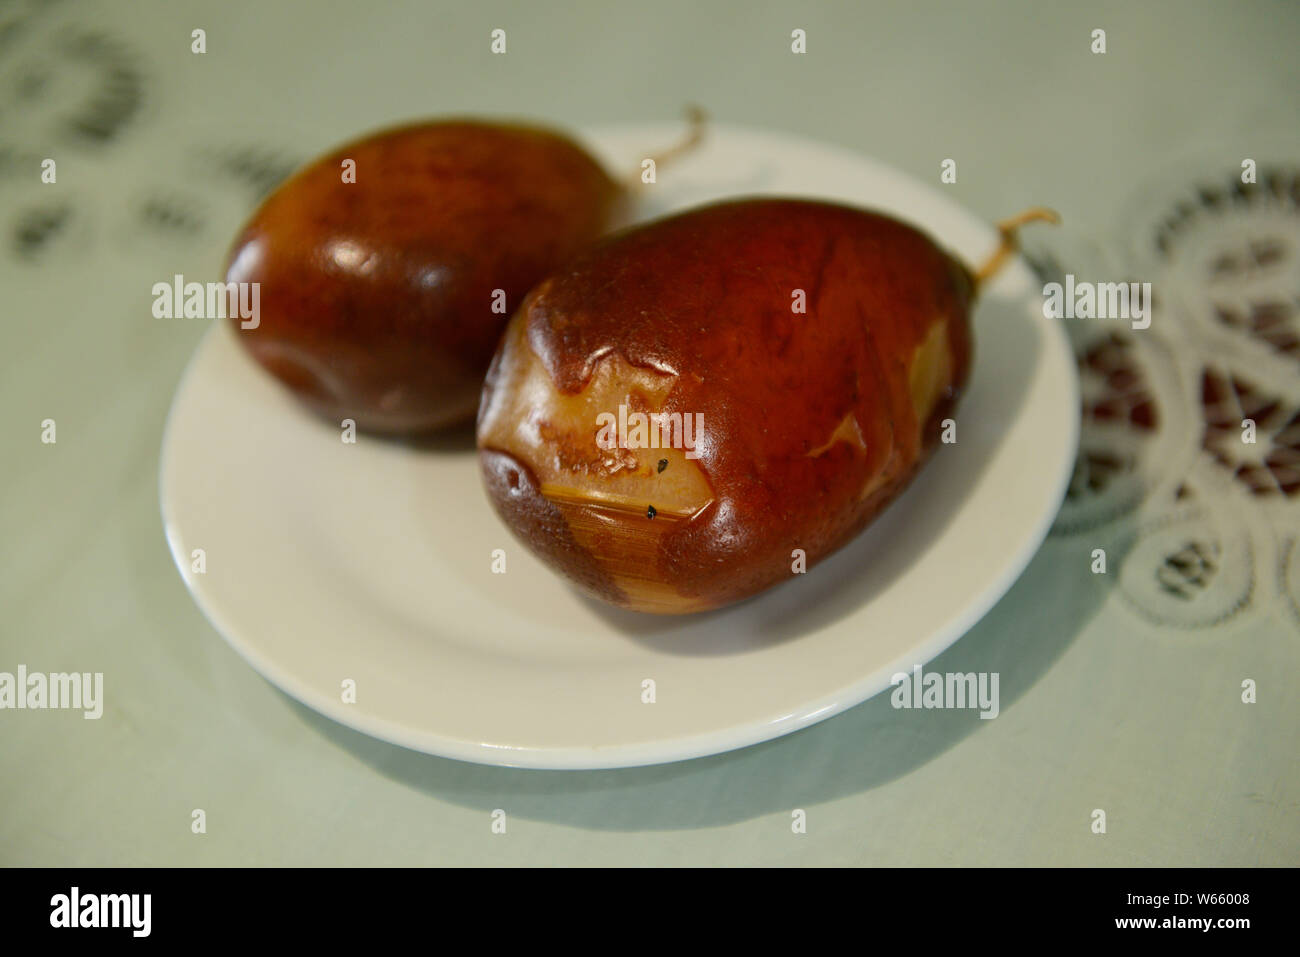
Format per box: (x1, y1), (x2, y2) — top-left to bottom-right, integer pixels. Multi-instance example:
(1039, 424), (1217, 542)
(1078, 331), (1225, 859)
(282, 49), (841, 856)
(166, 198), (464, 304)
(1, 0), (1297, 865)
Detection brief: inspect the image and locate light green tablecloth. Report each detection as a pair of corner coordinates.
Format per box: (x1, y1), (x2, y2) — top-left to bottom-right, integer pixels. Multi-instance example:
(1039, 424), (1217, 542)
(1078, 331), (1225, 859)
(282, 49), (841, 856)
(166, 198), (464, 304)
(2, 0), (1296, 865)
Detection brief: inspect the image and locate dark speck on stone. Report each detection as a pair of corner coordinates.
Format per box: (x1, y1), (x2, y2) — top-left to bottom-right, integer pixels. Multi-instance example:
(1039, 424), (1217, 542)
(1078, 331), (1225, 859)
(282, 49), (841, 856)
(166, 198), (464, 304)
(647, 505), (657, 519)
(657, 459), (668, 473)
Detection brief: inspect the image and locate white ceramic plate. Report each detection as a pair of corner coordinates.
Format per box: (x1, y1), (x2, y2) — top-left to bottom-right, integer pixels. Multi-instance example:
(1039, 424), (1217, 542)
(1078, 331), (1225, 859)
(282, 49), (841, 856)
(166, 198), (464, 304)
(159, 123), (1079, 769)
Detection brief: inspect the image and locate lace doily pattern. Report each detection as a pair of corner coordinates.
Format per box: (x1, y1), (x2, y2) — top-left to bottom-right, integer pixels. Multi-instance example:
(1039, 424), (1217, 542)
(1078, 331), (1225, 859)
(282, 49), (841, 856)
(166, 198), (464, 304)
(1050, 322), (1174, 537)
(1202, 367), (1300, 498)
(1283, 534), (1300, 625)
(0, 6), (298, 262)
(1047, 164), (1300, 630)
(1116, 464), (1263, 629)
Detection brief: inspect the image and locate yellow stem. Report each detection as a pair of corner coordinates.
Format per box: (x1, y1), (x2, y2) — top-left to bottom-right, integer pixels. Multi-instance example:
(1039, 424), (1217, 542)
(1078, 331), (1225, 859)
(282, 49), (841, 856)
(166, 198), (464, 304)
(628, 105), (707, 188)
(973, 207), (1061, 289)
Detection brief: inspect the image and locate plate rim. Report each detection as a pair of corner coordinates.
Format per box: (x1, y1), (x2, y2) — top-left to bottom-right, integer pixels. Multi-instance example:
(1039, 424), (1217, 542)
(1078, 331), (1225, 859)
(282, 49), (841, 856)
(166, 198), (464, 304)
(159, 123), (1080, 769)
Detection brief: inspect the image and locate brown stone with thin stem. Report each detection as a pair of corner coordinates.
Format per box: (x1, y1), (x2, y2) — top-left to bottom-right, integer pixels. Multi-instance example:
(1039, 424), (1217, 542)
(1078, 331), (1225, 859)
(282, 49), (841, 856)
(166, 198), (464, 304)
(480, 198), (1057, 614)
(224, 111), (709, 434)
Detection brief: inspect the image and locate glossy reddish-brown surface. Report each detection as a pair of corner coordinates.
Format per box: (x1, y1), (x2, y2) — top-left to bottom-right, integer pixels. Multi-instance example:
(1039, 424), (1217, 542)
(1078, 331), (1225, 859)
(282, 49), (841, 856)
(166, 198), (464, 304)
(478, 198), (975, 613)
(225, 120), (623, 432)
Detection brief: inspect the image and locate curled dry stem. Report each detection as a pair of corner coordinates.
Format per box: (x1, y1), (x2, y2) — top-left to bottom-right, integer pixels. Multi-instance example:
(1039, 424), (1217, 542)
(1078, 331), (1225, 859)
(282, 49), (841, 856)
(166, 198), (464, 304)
(972, 206), (1061, 291)
(627, 105), (708, 189)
